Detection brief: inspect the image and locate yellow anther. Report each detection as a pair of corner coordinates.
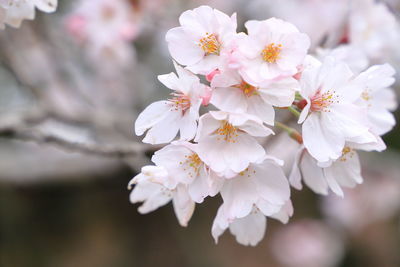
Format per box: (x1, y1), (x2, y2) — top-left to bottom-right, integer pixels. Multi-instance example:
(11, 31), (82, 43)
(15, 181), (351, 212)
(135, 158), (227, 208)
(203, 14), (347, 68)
(235, 80), (258, 97)
(261, 43), (282, 63)
(199, 33), (221, 55)
(216, 121), (238, 143)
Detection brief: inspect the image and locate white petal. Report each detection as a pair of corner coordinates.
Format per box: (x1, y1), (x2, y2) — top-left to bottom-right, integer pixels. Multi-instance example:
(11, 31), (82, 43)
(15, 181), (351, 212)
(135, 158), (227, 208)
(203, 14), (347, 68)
(302, 113), (344, 162)
(300, 151), (329, 195)
(220, 176), (258, 219)
(34, 0), (57, 12)
(187, 55), (222, 75)
(134, 101), (170, 136)
(195, 113), (222, 142)
(246, 95), (275, 125)
(210, 86), (248, 113)
(179, 104), (200, 141)
(142, 110), (181, 144)
(229, 211), (266, 246)
(258, 77), (298, 107)
(324, 152), (362, 189)
(130, 178), (172, 214)
(166, 27), (204, 66)
(211, 205), (229, 244)
(172, 185), (195, 227)
(252, 159), (291, 205)
(270, 200), (294, 224)
(289, 148), (304, 190)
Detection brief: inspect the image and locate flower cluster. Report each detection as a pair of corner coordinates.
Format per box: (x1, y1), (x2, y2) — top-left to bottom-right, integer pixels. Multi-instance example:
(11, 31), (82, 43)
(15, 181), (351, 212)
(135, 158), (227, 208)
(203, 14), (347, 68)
(129, 6), (397, 246)
(0, 0), (57, 29)
(65, 0), (140, 68)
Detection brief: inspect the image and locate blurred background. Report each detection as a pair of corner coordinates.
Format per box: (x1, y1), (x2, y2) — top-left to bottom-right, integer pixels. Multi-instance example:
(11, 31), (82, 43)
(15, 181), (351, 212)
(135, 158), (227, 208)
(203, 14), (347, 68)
(0, 0), (400, 266)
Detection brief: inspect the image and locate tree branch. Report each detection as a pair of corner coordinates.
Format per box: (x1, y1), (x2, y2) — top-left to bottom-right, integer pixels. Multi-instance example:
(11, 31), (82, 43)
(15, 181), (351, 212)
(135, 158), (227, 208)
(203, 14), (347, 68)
(0, 124), (153, 158)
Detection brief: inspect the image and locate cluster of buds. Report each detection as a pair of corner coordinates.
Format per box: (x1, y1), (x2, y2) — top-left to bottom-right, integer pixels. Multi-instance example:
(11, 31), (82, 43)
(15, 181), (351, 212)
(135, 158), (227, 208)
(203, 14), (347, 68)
(130, 5), (397, 246)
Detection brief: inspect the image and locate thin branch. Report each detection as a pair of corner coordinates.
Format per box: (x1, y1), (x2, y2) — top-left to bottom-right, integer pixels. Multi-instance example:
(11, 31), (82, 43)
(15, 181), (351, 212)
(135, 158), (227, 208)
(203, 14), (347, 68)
(0, 124), (153, 158)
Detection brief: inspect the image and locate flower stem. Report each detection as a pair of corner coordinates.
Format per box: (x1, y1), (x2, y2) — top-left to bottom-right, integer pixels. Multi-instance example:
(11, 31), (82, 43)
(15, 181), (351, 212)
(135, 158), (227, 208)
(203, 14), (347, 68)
(287, 106), (301, 118)
(275, 121), (303, 144)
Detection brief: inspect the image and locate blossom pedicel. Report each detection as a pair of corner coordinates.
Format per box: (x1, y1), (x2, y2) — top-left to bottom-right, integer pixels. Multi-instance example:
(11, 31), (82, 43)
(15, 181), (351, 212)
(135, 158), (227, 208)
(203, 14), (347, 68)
(130, 5), (397, 246)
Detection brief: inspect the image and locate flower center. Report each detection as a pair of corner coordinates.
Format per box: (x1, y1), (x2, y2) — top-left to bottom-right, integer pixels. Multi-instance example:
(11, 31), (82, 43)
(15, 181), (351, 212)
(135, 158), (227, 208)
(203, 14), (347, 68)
(235, 80), (258, 97)
(339, 146), (355, 162)
(199, 33), (221, 55)
(310, 89), (338, 112)
(261, 43), (282, 63)
(216, 121), (238, 143)
(180, 153), (202, 178)
(361, 89), (372, 101)
(168, 92), (191, 112)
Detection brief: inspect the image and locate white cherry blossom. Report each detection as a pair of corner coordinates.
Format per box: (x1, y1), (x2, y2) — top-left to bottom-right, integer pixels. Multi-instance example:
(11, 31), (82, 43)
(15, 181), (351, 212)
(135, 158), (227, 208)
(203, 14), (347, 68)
(211, 156), (292, 245)
(212, 206), (267, 246)
(212, 201), (294, 246)
(135, 62), (209, 144)
(290, 146), (363, 197)
(298, 56), (377, 163)
(353, 64), (397, 135)
(210, 67), (298, 125)
(65, 0), (140, 68)
(128, 165), (195, 227)
(289, 137), (386, 197)
(165, 5), (237, 75)
(0, 0), (57, 28)
(238, 18), (310, 83)
(349, 0), (400, 62)
(195, 111), (273, 177)
(150, 141), (223, 203)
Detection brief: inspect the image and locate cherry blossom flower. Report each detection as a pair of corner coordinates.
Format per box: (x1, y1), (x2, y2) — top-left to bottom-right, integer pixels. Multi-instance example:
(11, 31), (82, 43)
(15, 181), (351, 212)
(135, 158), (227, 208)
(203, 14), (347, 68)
(237, 18), (310, 83)
(128, 165), (195, 227)
(353, 64), (397, 135)
(349, 0), (400, 62)
(0, 0), (57, 28)
(212, 201), (293, 246)
(211, 156), (291, 245)
(135, 62), (209, 144)
(195, 111), (273, 177)
(290, 146), (363, 197)
(150, 141), (223, 203)
(298, 56), (377, 163)
(210, 68), (299, 125)
(246, 0), (349, 50)
(65, 0), (140, 68)
(165, 5), (237, 75)
(290, 138), (386, 197)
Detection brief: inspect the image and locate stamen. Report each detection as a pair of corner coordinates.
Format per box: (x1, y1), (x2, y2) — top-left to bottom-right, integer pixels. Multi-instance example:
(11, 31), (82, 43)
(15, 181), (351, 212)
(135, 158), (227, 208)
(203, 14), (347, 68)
(261, 43), (282, 63)
(179, 153), (202, 178)
(216, 121), (238, 143)
(234, 80), (258, 97)
(168, 92), (191, 113)
(198, 33), (221, 55)
(238, 167), (256, 177)
(339, 146), (355, 162)
(310, 89), (339, 112)
(361, 89), (372, 102)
